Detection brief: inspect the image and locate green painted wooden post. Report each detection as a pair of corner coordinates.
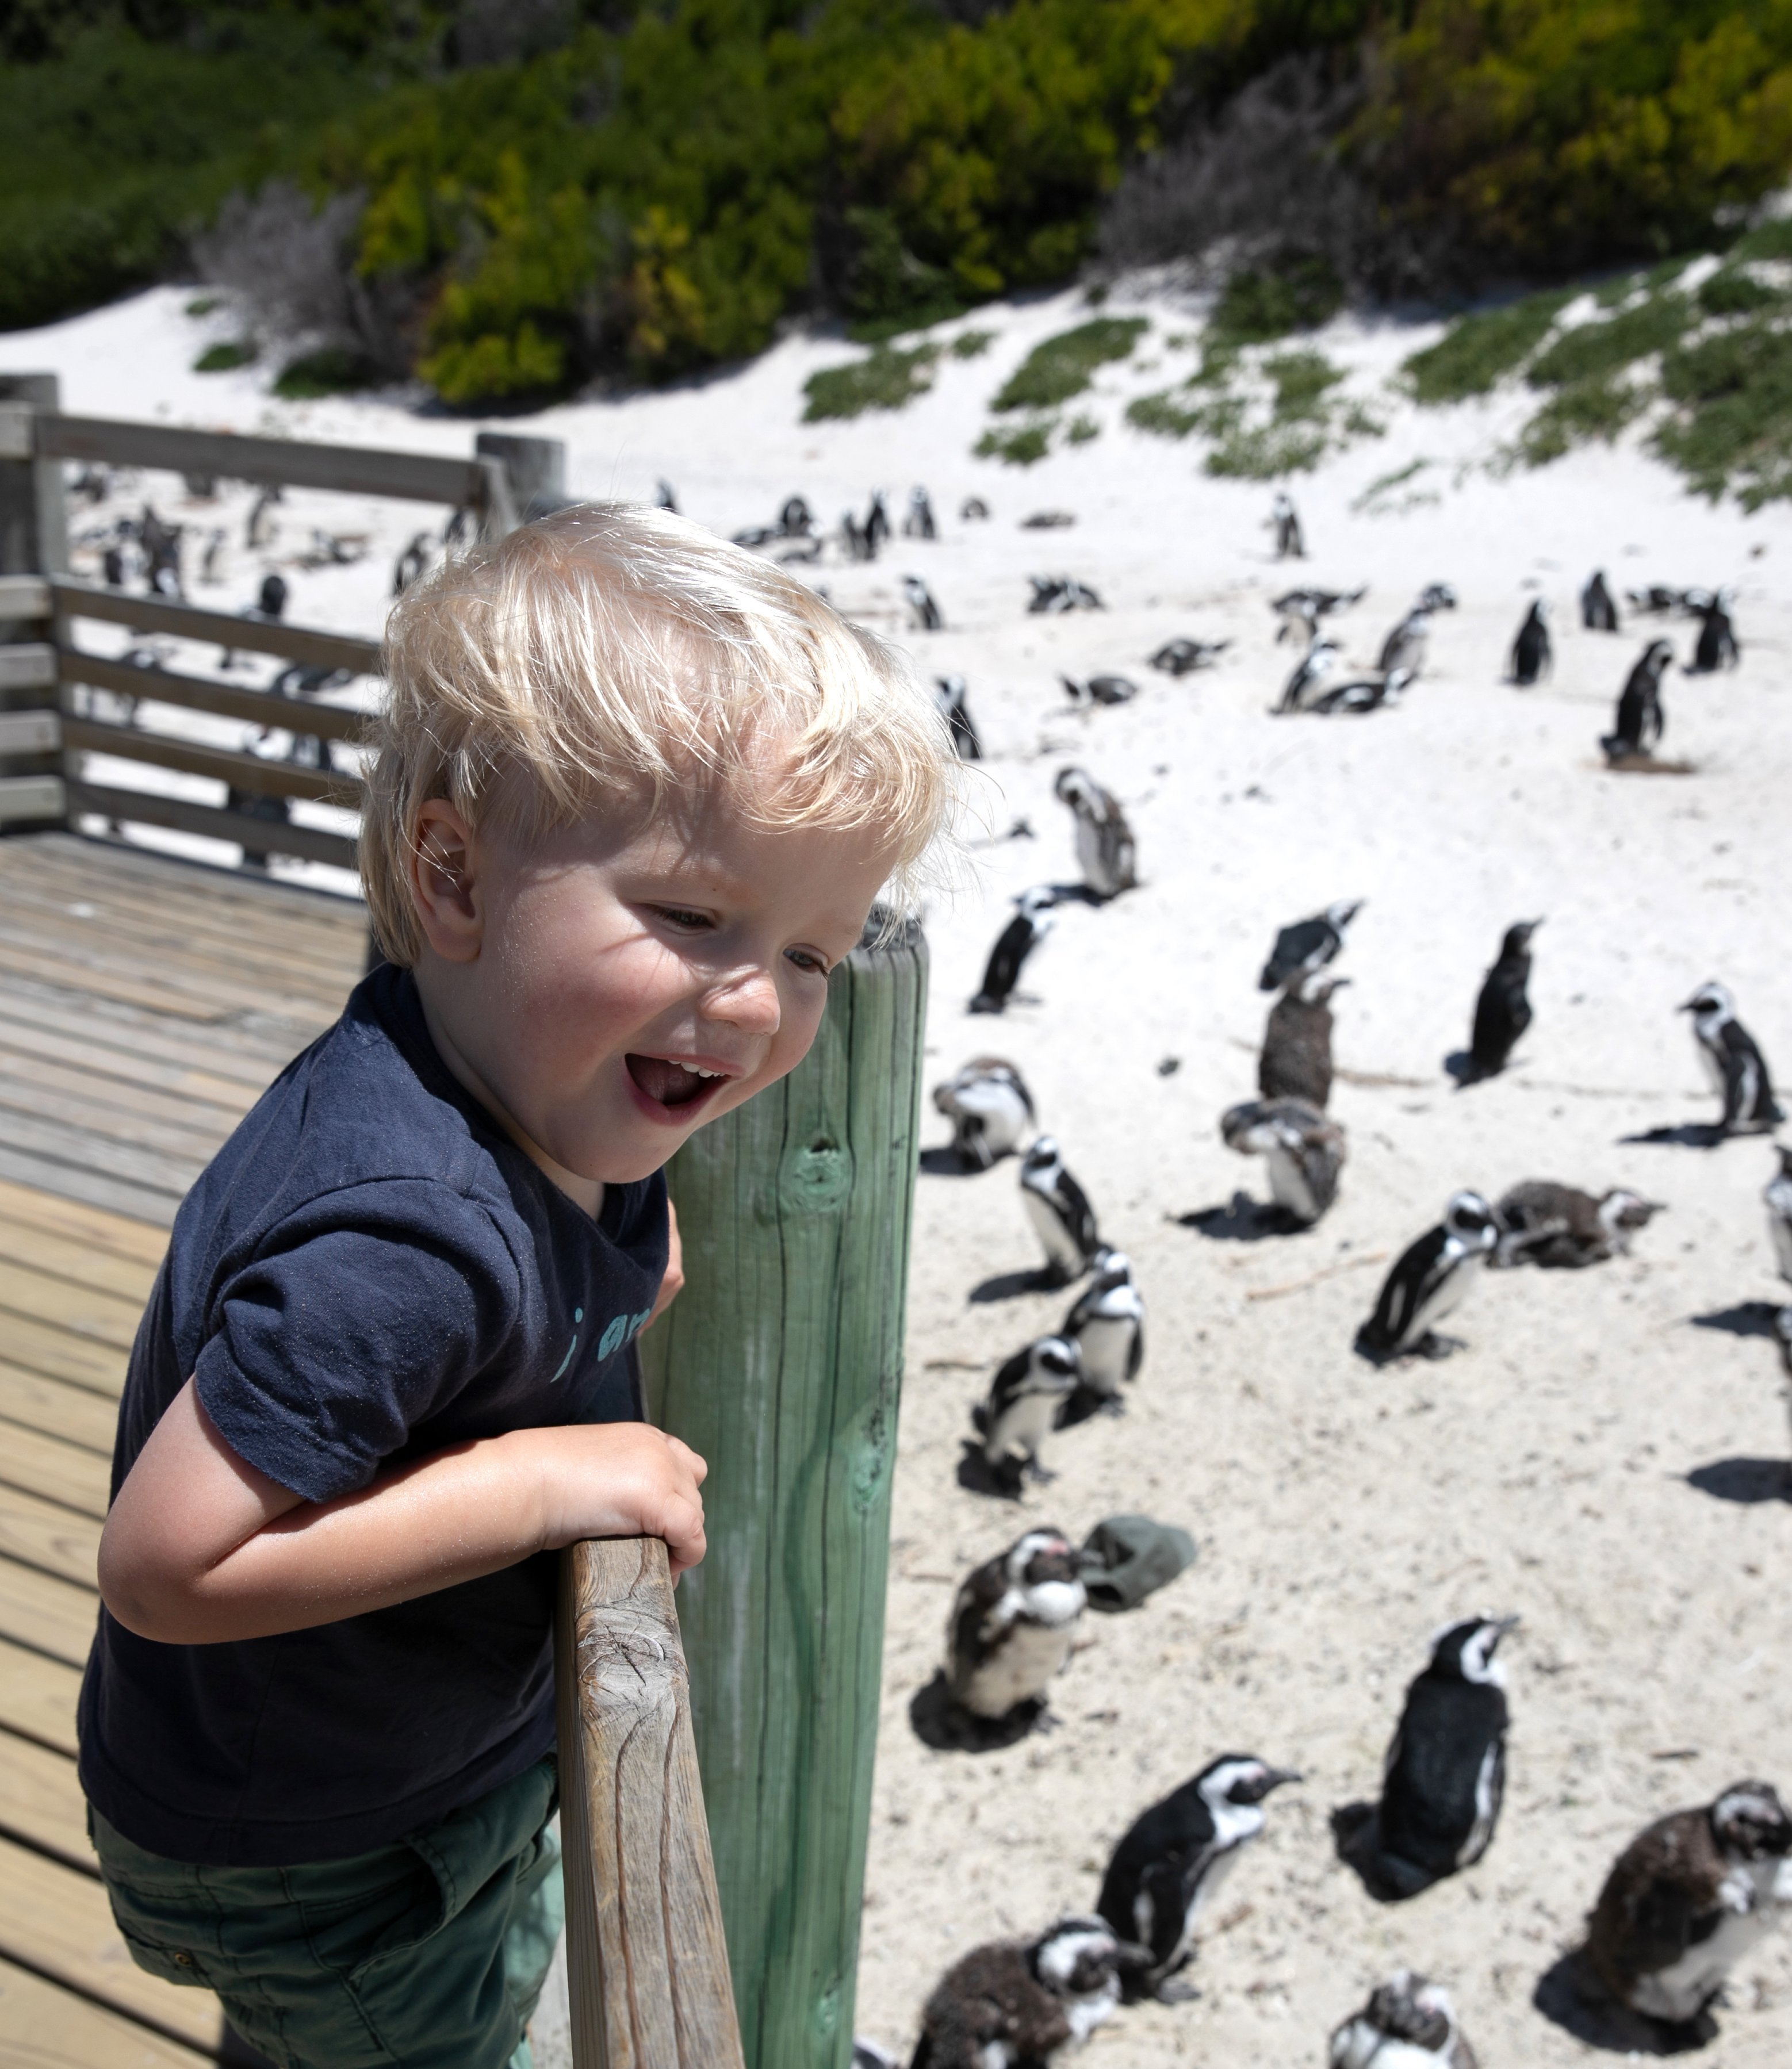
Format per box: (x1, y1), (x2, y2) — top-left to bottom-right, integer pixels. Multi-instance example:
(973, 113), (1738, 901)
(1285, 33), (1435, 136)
(637, 918), (927, 2069)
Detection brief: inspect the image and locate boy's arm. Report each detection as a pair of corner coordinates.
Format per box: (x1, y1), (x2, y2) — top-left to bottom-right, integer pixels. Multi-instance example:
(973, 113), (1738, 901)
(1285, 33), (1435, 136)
(98, 1378), (707, 1646)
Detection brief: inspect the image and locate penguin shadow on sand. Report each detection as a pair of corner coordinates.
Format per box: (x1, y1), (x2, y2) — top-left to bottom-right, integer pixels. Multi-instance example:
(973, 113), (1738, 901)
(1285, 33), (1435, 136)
(908, 1670), (1049, 1752)
(1621, 1120), (1729, 1150)
(1176, 1193), (1309, 1240)
(1532, 1952), (1719, 2056)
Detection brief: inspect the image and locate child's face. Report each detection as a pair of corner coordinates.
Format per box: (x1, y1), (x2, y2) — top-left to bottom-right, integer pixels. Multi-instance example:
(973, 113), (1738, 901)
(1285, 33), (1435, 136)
(409, 788), (895, 1190)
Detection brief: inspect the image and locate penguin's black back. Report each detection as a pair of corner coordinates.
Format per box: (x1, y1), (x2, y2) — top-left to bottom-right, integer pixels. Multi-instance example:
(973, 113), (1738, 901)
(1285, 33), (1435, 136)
(977, 914), (1035, 1006)
(1360, 1224), (1452, 1353)
(1096, 1778), (1217, 1955)
(1381, 1674), (1508, 1874)
(1470, 948), (1531, 1075)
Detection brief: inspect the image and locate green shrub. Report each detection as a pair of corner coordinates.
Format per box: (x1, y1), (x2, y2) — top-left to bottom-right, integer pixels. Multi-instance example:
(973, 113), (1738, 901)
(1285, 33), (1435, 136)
(274, 346), (379, 398)
(975, 421), (1054, 465)
(1733, 218), (1792, 262)
(1126, 390), (1208, 438)
(1519, 374), (1645, 463)
(1265, 349), (1344, 422)
(802, 343), (939, 422)
(1697, 267), (1788, 317)
(1404, 288), (1576, 403)
(1525, 294), (1691, 389)
(185, 293), (223, 316)
(1204, 420), (1328, 478)
(194, 339), (258, 372)
(1066, 413), (1100, 443)
(950, 328), (995, 358)
(990, 316), (1147, 412)
(1211, 256), (1344, 346)
(1655, 316), (1792, 505)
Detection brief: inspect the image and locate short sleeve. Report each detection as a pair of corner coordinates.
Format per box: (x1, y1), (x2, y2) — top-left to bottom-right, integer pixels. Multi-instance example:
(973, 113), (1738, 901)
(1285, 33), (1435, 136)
(194, 1183), (523, 1503)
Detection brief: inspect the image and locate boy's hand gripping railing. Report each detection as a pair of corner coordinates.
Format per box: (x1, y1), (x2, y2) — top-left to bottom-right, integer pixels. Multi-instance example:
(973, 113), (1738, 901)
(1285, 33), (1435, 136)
(555, 1537), (745, 2069)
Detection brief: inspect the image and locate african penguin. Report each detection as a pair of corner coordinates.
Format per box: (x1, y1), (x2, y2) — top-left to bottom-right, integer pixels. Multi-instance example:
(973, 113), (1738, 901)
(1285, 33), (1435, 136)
(1019, 1136), (1102, 1284)
(1377, 606), (1432, 681)
(932, 1056), (1036, 1170)
(1276, 636), (1341, 715)
(1679, 981), (1783, 1134)
(944, 1527), (1086, 1721)
(1602, 637), (1674, 760)
(1060, 1252), (1144, 1400)
(654, 478), (678, 512)
(1582, 569), (1620, 632)
(961, 496), (991, 522)
(1261, 969), (1349, 1109)
(1356, 1192), (1499, 1361)
(1097, 1754), (1300, 2001)
(909, 1915), (1139, 2068)
(1271, 585), (1364, 644)
(970, 887), (1056, 1014)
(1310, 666), (1412, 715)
(1467, 919), (1541, 1079)
(1222, 1098), (1347, 1227)
(1149, 637), (1229, 676)
(1052, 767), (1136, 899)
(1329, 1971), (1480, 2069)
(1767, 1144), (1792, 1286)
(1270, 491), (1305, 560)
(1492, 1182), (1663, 1269)
(978, 1338), (1082, 1482)
(1059, 673), (1138, 708)
(904, 574), (944, 631)
(866, 489), (891, 550)
(1027, 575), (1104, 614)
(933, 674), (982, 759)
(1259, 899), (1362, 993)
(1688, 590), (1739, 673)
(1510, 599), (1552, 685)
(904, 485), (937, 540)
(1584, 1780), (1792, 2029)
(1374, 1616), (1517, 1897)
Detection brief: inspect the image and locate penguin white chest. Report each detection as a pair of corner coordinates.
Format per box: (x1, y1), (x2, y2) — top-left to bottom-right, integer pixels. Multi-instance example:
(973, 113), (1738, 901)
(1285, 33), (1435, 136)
(1074, 817), (1104, 888)
(1769, 1196), (1792, 1283)
(959, 1615), (1076, 1716)
(988, 1387), (1057, 1463)
(1329, 2024), (1444, 2069)
(1024, 1191), (1082, 1274)
(1265, 1142), (1319, 1223)
(1420, 1251), (1481, 1328)
(1074, 1315), (1133, 1393)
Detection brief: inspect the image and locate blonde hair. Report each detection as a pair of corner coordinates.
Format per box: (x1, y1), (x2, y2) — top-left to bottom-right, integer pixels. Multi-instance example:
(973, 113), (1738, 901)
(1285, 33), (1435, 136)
(362, 502), (959, 964)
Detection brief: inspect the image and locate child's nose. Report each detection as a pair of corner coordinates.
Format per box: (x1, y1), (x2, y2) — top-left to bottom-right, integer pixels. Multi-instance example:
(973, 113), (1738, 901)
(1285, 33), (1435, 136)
(700, 964), (781, 1035)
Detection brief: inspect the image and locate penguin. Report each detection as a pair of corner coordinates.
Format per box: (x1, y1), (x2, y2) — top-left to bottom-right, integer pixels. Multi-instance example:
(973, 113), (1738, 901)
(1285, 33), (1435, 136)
(1052, 767), (1136, 899)
(1679, 981), (1783, 1134)
(1374, 1616), (1517, 1897)
(1059, 1252), (1144, 1400)
(1492, 1182), (1663, 1268)
(245, 485), (281, 550)
(1582, 569), (1620, 631)
(903, 574), (944, 631)
(200, 527), (225, 585)
(1271, 585), (1364, 643)
(903, 486), (937, 540)
(1270, 492), (1305, 560)
(944, 1527), (1086, 1720)
(1767, 1144), (1792, 1285)
(1028, 575), (1104, 614)
(1584, 1780), (1792, 2029)
(840, 510), (870, 562)
(1097, 1754), (1301, 2001)
(1059, 673), (1137, 708)
(1416, 583), (1457, 614)
(1310, 666), (1412, 715)
(655, 478), (679, 512)
(909, 1915), (1138, 2068)
(1466, 919), (1541, 1079)
(933, 675), (982, 759)
(978, 1336), (1082, 1481)
(1510, 599), (1552, 685)
(1688, 589), (1740, 673)
(1019, 1137), (1101, 1284)
(1260, 969), (1349, 1109)
(960, 496), (991, 522)
(1377, 606), (1431, 681)
(778, 494), (814, 538)
(1357, 1191), (1500, 1361)
(1276, 636), (1341, 715)
(1221, 1098), (1347, 1226)
(1259, 899), (1362, 993)
(1626, 583), (1682, 615)
(255, 573), (288, 622)
(865, 489), (890, 551)
(393, 530), (433, 595)
(932, 1056), (1036, 1170)
(1329, 1972), (1479, 2068)
(1602, 637), (1674, 759)
(102, 542), (127, 587)
(1149, 637), (1229, 676)
(971, 887), (1056, 1014)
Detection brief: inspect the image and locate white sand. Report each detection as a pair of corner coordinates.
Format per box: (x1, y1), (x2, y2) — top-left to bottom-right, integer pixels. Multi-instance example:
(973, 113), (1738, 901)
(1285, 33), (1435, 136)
(10, 280), (1792, 2063)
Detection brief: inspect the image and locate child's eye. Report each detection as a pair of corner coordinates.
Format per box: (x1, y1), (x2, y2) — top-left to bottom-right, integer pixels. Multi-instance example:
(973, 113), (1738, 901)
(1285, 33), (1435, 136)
(786, 947), (830, 975)
(654, 906), (713, 932)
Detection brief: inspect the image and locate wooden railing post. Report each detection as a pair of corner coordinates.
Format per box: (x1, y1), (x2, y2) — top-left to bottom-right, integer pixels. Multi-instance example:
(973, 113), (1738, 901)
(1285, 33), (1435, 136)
(637, 919), (929, 2069)
(0, 374), (69, 836)
(555, 1537), (744, 2069)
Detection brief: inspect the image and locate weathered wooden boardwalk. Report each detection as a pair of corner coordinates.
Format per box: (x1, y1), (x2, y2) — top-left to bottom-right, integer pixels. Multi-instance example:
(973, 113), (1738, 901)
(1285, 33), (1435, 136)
(0, 830), (366, 2065)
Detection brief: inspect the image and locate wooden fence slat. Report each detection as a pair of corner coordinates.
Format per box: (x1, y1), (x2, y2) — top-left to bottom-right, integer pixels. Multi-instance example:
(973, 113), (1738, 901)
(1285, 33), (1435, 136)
(0, 576), (50, 621)
(37, 414), (485, 512)
(63, 782), (358, 874)
(52, 578), (381, 676)
(556, 1537), (745, 2069)
(0, 1636), (81, 1757)
(60, 716), (360, 806)
(59, 650), (371, 742)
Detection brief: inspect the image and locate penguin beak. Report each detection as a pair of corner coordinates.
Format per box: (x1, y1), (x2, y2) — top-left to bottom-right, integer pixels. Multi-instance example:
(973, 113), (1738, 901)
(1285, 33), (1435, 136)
(1676, 995), (1699, 1012)
(1492, 1615), (1521, 1642)
(1263, 1768), (1303, 1791)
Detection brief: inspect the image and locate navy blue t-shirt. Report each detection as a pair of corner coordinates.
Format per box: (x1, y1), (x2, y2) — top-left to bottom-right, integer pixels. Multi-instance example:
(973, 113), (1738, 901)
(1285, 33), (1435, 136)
(78, 963), (668, 1866)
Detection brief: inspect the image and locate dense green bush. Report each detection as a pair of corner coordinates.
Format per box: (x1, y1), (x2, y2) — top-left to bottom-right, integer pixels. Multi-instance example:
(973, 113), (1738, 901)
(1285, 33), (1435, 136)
(990, 317), (1148, 411)
(802, 342), (938, 420)
(1402, 289), (1575, 403)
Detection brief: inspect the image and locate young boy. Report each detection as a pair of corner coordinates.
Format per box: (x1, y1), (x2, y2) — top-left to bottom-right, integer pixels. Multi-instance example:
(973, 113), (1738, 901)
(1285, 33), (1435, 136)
(82, 504), (954, 2068)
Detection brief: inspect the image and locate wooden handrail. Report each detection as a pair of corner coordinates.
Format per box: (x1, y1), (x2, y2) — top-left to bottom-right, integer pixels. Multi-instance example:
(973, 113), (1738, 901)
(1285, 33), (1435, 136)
(52, 578), (382, 676)
(555, 1537), (745, 2069)
(58, 648), (371, 741)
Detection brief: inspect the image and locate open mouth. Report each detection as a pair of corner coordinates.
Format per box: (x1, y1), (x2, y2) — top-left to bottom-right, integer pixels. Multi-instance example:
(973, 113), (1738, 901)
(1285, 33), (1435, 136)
(625, 1055), (730, 1114)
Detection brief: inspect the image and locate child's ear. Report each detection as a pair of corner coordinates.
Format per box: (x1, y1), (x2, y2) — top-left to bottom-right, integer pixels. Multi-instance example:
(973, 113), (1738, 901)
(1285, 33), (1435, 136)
(408, 801), (483, 963)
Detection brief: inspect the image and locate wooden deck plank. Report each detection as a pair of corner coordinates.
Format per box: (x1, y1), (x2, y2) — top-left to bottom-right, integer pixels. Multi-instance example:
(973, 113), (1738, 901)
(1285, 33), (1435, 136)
(0, 1835), (224, 2052)
(0, 1220), (159, 1306)
(0, 1185), (166, 1272)
(0, 944), (234, 1025)
(0, 1727), (92, 1875)
(0, 1638), (82, 1757)
(0, 1310), (129, 1397)
(0, 1262), (143, 1351)
(0, 1426), (110, 1524)
(0, 1117), (202, 1213)
(0, 1489), (101, 1592)
(0, 1077), (227, 1166)
(0, 1362), (120, 1458)
(0, 1024), (262, 1116)
(0, 1150), (185, 1235)
(0, 1555), (98, 1668)
(0, 1049), (247, 1139)
(0, 1955), (217, 2069)
(0, 989), (296, 1087)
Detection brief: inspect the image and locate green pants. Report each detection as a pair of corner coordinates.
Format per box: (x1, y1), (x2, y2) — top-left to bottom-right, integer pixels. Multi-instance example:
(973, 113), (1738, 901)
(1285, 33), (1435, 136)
(91, 1756), (564, 2069)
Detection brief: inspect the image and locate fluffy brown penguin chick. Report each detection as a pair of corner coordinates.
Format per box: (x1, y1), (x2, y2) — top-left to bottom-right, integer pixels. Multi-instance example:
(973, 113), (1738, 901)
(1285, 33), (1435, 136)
(910, 1916), (1140, 2068)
